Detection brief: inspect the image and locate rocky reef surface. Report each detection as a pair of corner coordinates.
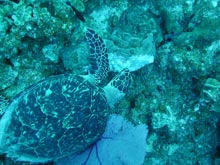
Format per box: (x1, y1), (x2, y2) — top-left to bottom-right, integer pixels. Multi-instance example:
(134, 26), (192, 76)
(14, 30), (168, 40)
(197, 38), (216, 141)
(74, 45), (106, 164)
(1, 0), (220, 164)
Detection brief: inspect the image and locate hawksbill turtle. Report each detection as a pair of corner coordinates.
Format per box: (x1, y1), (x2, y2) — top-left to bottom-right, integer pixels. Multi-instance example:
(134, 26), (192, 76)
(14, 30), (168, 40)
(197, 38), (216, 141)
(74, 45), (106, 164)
(0, 29), (131, 163)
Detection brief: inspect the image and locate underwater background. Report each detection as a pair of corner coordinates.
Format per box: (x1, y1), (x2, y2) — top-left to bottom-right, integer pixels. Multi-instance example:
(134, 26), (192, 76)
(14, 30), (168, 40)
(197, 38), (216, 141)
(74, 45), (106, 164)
(0, 0), (220, 164)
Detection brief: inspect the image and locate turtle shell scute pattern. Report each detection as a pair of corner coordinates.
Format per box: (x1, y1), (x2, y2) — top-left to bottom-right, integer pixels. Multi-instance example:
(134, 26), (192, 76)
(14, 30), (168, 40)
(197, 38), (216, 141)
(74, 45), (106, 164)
(2, 74), (110, 159)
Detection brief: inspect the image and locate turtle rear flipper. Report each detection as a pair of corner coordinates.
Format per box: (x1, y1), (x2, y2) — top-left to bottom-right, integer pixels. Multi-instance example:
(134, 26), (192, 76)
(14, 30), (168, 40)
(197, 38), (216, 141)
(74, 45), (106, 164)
(0, 95), (8, 116)
(86, 29), (110, 85)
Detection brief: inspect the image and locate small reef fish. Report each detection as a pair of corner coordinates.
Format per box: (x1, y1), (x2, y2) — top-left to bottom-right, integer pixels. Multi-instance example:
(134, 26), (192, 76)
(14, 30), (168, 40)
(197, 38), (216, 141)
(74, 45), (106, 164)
(66, 1), (85, 22)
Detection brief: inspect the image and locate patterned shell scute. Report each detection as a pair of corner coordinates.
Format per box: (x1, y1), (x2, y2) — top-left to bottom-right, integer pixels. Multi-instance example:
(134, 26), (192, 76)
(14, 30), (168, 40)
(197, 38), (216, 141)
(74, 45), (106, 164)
(4, 74), (110, 159)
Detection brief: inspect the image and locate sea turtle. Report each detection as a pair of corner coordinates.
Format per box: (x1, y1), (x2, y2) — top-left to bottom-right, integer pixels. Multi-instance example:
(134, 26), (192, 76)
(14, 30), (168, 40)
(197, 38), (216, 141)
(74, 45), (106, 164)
(0, 29), (131, 163)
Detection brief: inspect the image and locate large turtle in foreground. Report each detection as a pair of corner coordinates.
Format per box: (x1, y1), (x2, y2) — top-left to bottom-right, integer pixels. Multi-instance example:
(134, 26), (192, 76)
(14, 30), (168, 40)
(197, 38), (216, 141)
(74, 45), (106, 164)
(0, 29), (131, 163)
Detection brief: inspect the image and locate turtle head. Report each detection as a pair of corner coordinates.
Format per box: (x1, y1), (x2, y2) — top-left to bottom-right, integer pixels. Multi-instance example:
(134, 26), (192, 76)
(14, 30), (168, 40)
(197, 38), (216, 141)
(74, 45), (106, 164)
(103, 68), (131, 108)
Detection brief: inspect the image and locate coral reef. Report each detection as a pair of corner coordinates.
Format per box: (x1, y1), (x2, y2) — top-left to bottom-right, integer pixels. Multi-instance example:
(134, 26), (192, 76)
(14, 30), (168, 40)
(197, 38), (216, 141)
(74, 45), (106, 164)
(1, 0), (220, 164)
(0, 95), (8, 115)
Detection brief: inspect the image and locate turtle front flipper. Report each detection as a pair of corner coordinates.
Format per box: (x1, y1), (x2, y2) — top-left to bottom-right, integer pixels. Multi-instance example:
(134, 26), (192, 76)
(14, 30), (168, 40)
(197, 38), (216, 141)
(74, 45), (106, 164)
(85, 29), (110, 85)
